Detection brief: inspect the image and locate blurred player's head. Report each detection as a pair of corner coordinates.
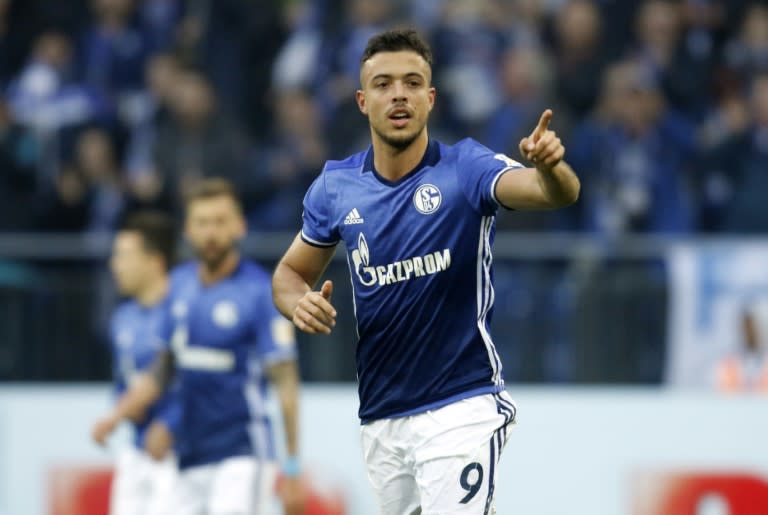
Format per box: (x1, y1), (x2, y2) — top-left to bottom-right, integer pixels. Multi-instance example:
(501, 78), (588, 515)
(111, 211), (176, 297)
(184, 178), (246, 271)
(356, 29), (436, 151)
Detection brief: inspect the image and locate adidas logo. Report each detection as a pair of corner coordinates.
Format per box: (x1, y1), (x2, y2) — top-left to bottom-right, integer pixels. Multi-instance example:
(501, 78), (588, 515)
(344, 208), (364, 225)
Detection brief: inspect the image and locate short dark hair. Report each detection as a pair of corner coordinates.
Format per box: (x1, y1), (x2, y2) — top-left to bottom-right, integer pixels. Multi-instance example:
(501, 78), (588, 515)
(360, 28), (433, 68)
(184, 177), (243, 212)
(120, 211), (177, 270)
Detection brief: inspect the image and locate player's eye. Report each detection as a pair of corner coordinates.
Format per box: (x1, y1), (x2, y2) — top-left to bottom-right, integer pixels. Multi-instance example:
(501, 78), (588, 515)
(375, 82), (388, 89)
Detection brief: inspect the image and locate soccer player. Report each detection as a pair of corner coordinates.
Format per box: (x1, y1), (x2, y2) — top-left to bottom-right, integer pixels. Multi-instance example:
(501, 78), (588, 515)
(93, 179), (305, 515)
(272, 29), (581, 514)
(93, 211), (180, 515)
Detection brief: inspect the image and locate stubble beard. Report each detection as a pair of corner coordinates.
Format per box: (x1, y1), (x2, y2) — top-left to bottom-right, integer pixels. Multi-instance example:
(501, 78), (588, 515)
(372, 118), (426, 152)
(197, 244), (234, 273)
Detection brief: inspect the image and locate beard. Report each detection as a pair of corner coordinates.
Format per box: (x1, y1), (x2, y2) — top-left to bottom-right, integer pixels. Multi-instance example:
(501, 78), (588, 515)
(371, 119), (426, 151)
(196, 242), (234, 272)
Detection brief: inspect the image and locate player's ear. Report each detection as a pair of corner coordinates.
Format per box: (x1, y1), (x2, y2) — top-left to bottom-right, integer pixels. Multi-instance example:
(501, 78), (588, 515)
(428, 86), (436, 111)
(356, 89), (368, 115)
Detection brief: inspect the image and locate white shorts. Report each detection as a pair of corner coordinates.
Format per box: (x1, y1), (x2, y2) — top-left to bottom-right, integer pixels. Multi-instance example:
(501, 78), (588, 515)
(172, 455), (278, 515)
(110, 445), (178, 515)
(361, 391), (517, 515)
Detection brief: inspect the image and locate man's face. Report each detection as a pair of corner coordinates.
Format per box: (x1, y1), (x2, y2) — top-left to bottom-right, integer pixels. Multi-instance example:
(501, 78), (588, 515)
(110, 232), (152, 296)
(185, 195), (245, 269)
(356, 50), (436, 150)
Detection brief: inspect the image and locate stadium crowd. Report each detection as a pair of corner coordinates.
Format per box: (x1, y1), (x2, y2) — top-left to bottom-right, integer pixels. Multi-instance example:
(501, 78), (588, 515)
(0, 0), (765, 235)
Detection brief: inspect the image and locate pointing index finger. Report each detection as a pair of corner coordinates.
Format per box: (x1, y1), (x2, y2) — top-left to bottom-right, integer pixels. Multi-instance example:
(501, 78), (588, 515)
(532, 109), (553, 139)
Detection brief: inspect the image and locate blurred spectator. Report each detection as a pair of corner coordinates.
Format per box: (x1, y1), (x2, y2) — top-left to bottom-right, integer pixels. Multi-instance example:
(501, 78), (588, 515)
(0, 96), (40, 230)
(430, 0), (510, 138)
(248, 88), (328, 231)
(152, 69), (249, 213)
(568, 58), (697, 234)
(138, 0), (183, 53)
(174, 0), (253, 115)
(714, 298), (768, 393)
(272, 1), (323, 92)
(723, 2), (768, 82)
(80, 0), (151, 127)
(483, 44), (570, 231)
(552, 0), (606, 120)
(633, 0), (712, 120)
(0, 0), (23, 86)
(123, 52), (180, 210)
(483, 44), (554, 157)
(699, 73), (768, 233)
(505, 0), (547, 48)
(7, 31), (109, 134)
(242, 0), (290, 140)
(38, 127), (126, 232)
(74, 127), (126, 231)
(37, 165), (91, 232)
(0, 0), (91, 87)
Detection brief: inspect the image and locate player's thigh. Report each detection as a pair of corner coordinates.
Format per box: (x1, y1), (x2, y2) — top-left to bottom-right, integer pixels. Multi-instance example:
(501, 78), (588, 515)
(207, 455), (275, 515)
(145, 453), (179, 515)
(110, 447), (149, 515)
(416, 437), (501, 515)
(413, 393), (516, 515)
(172, 464), (212, 515)
(361, 419), (420, 515)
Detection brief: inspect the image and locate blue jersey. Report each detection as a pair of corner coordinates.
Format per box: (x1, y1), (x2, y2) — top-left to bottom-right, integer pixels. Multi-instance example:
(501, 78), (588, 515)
(301, 138), (523, 423)
(109, 299), (181, 448)
(160, 259), (297, 469)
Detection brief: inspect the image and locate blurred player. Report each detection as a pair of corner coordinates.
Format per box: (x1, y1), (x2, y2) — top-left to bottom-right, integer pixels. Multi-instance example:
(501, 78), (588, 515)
(93, 211), (180, 515)
(715, 298), (768, 392)
(272, 29), (580, 514)
(93, 178), (305, 515)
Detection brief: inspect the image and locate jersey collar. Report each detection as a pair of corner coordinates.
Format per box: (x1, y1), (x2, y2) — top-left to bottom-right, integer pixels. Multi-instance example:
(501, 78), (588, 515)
(363, 139), (441, 186)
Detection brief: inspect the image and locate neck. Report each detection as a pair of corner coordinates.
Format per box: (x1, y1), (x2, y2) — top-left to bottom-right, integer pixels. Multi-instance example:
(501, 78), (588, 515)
(136, 274), (168, 306)
(371, 129), (429, 182)
(199, 250), (240, 285)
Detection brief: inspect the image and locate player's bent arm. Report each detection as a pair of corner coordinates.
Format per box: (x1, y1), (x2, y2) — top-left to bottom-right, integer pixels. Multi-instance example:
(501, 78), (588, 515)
(113, 347), (174, 423)
(273, 233), (337, 334)
(495, 160), (580, 210)
(266, 360), (301, 458)
(92, 350), (175, 447)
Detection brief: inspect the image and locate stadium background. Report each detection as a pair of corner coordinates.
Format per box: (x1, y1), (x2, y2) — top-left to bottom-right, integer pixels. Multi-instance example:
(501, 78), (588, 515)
(0, 0), (767, 513)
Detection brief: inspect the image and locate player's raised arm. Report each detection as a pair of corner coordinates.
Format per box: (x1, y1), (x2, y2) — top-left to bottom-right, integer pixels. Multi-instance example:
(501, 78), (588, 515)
(91, 350), (175, 446)
(273, 233), (337, 335)
(495, 109), (581, 210)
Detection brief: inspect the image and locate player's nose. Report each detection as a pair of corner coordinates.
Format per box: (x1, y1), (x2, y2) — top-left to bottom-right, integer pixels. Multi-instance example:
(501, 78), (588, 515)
(391, 81), (407, 101)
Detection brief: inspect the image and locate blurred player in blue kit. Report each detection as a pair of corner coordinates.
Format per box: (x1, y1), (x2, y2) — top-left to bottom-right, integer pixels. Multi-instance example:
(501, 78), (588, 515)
(272, 29), (580, 514)
(92, 211), (180, 515)
(94, 179), (305, 515)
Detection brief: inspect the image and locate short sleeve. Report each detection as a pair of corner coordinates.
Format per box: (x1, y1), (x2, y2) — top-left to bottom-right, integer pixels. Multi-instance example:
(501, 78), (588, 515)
(457, 139), (524, 215)
(253, 280), (297, 365)
(300, 171), (340, 247)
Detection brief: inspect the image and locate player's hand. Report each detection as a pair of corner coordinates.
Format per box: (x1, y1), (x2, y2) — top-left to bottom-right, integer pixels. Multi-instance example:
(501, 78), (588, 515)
(91, 414), (119, 446)
(277, 475), (306, 515)
(519, 109), (565, 173)
(144, 420), (174, 461)
(292, 280), (336, 335)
